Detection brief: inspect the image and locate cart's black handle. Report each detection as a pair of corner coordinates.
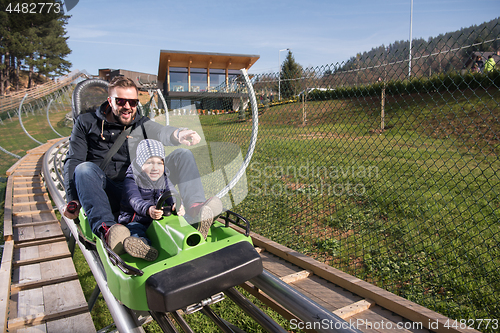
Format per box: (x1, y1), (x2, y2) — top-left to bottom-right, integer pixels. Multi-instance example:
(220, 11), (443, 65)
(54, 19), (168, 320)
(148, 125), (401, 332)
(156, 190), (182, 216)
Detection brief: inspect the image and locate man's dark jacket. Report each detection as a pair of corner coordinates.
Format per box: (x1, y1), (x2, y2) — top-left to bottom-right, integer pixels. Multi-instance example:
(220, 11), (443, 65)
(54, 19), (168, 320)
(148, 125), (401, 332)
(63, 101), (178, 203)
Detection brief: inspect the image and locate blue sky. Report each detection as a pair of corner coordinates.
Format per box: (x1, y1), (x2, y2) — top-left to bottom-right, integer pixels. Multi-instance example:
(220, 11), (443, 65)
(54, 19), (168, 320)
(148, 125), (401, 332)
(64, 0), (500, 76)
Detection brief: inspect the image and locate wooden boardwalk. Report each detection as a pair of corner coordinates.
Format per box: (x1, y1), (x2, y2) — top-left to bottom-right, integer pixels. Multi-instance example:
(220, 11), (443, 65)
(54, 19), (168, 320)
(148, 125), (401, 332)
(1, 141), (95, 333)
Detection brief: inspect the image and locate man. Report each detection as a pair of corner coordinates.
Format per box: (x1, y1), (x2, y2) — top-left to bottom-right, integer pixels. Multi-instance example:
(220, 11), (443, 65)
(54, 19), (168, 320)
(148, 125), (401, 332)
(63, 77), (222, 255)
(484, 55), (496, 73)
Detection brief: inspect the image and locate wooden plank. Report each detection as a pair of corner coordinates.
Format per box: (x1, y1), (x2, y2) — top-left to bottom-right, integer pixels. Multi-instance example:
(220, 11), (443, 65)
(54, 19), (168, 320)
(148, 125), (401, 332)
(12, 176), (42, 181)
(13, 253), (72, 267)
(13, 203), (53, 215)
(13, 209), (53, 216)
(11, 273), (79, 293)
(14, 224), (63, 242)
(279, 270), (312, 284)
(0, 241), (14, 332)
(290, 275), (360, 312)
(261, 252), (302, 278)
(242, 228), (479, 333)
(13, 220), (60, 228)
(333, 299), (375, 319)
(14, 236), (67, 248)
(13, 186), (44, 191)
(15, 289), (46, 332)
(37, 241), (71, 258)
(6, 158), (26, 176)
(297, 274), (364, 310)
(4, 177), (14, 240)
(7, 302), (88, 329)
(12, 192), (46, 198)
(12, 181), (44, 187)
(15, 168), (42, 172)
(40, 258), (77, 279)
(12, 171), (42, 177)
(12, 190), (46, 197)
(12, 194), (50, 206)
(12, 199), (52, 206)
(46, 313), (96, 333)
(42, 278), (94, 332)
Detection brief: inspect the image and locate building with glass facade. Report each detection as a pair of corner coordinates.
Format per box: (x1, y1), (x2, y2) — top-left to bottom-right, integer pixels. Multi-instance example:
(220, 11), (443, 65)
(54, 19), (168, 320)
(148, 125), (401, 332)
(157, 50), (260, 111)
(98, 68), (157, 90)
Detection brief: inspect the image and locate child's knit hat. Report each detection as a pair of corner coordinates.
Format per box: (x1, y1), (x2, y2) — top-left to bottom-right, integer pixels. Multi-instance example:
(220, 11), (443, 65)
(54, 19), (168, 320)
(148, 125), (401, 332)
(136, 139), (165, 167)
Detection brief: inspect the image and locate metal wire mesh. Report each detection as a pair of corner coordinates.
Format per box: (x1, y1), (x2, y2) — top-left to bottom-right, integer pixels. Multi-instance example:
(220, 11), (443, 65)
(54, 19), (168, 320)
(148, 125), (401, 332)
(191, 24), (500, 331)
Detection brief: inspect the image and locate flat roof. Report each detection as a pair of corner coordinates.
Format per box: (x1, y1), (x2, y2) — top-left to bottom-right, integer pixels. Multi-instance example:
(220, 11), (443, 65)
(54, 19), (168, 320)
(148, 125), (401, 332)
(158, 50), (260, 80)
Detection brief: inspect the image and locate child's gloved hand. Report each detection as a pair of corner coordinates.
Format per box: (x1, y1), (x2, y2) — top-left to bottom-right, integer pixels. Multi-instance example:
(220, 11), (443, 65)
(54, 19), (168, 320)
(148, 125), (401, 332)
(148, 206), (164, 220)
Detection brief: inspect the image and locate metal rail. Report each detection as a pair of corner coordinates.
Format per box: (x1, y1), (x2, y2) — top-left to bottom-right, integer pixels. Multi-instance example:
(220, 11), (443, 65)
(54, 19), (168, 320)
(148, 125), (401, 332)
(250, 271), (362, 333)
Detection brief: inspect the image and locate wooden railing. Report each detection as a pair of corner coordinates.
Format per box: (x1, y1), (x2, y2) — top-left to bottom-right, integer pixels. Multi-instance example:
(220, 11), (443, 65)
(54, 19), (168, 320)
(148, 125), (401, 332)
(0, 70), (86, 114)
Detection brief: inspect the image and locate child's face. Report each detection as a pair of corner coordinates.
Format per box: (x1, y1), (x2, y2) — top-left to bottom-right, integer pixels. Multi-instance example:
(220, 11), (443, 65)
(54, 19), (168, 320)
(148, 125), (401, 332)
(141, 156), (164, 181)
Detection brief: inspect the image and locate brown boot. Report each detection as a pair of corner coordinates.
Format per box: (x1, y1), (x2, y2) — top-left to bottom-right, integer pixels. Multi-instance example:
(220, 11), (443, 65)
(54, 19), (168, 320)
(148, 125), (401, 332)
(123, 237), (159, 261)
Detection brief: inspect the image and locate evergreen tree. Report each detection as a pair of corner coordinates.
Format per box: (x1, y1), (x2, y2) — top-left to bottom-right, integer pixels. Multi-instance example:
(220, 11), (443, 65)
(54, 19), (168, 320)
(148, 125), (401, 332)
(0, 0), (71, 93)
(279, 51), (302, 99)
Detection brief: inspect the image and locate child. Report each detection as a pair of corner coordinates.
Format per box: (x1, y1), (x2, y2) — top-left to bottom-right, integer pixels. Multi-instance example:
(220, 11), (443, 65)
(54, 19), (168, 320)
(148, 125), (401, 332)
(115, 139), (179, 261)
(114, 139), (223, 261)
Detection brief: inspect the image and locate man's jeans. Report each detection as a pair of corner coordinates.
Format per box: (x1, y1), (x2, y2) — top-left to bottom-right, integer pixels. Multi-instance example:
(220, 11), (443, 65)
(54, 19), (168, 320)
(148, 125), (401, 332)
(74, 162), (123, 235)
(73, 148), (206, 235)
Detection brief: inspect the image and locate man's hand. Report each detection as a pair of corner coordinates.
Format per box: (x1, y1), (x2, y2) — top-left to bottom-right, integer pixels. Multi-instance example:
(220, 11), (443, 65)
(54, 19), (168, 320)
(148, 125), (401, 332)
(173, 203), (185, 216)
(178, 129), (201, 146)
(63, 200), (81, 220)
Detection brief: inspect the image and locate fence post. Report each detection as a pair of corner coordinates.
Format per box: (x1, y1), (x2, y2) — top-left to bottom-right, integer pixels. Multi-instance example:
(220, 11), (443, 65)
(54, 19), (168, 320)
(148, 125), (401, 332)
(381, 79), (386, 130)
(302, 91), (307, 127)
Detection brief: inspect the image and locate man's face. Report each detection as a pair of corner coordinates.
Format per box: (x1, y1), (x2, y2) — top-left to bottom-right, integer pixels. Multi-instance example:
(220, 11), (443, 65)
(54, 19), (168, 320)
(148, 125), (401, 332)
(108, 86), (138, 126)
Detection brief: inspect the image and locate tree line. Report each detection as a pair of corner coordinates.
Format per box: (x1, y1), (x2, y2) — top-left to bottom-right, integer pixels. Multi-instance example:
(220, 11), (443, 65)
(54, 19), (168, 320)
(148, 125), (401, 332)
(0, 0), (71, 95)
(253, 17), (500, 99)
(335, 18), (500, 83)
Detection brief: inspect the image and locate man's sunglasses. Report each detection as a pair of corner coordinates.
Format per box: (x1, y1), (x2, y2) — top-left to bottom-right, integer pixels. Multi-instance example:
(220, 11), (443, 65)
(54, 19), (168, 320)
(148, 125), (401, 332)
(113, 97), (139, 107)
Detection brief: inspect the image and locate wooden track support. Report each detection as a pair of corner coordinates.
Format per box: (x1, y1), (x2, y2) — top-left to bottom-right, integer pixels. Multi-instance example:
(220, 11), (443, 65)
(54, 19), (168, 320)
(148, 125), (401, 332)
(1, 142), (96, 333)
(233, 225), (480, 333)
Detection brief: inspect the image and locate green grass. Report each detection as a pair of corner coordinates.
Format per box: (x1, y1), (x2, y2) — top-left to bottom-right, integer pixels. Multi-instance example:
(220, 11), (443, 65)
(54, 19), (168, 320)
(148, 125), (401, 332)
(0, 102), (73, 175)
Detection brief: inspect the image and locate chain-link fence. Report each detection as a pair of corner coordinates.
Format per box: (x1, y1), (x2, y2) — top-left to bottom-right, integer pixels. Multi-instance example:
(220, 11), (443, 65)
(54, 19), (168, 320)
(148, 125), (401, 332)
(188, 23), (500, 332)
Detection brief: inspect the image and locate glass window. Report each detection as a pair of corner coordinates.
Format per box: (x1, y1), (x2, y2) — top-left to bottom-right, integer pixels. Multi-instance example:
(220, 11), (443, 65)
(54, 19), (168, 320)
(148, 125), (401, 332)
(169, 67), (188, 92)
(210, 73), (226, 89)
(169, 99), (193, 110)
(191, 68), (207, 92)
(209, 69), (227, 90)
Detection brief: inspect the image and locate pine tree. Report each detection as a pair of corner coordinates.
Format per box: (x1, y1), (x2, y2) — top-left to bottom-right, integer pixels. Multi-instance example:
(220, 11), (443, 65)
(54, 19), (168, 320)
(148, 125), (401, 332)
(279, 51), (302, 99)
(0, 0), (71, 93)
